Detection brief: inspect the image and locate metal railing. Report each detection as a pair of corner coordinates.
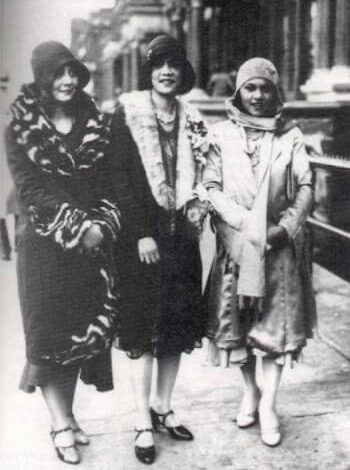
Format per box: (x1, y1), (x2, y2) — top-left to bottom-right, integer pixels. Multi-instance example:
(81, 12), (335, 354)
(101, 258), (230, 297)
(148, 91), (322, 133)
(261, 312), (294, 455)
(308, 153), (350, 243)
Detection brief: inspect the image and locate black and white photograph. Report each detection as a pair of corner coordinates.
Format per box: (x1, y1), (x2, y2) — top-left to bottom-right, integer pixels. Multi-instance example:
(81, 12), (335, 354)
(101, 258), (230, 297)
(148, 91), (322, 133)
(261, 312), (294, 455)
(1, 1), (350, 469)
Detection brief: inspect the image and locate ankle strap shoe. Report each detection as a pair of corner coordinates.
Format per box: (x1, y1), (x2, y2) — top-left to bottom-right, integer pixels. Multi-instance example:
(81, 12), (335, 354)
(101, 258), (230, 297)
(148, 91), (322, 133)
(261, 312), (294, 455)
(150, 408), (194, 441)
(134, 428), (156, 464)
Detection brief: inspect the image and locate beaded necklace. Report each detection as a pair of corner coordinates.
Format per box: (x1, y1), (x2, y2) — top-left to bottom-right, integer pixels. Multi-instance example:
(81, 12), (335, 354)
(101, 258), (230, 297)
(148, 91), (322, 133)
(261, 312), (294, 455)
(151, 90), (177, 125)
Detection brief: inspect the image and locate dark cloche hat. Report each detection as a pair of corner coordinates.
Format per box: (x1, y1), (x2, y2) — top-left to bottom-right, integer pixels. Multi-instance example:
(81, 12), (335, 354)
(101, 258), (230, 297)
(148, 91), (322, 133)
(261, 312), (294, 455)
(31, 41), (90, 94)
(145, 34), (196, 94)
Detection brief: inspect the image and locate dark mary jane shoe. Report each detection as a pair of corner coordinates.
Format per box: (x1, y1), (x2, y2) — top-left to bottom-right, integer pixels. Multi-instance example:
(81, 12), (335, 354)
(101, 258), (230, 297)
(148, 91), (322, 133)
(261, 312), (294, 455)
(135, 428), (156, 465)
(150, 408), (194, 441)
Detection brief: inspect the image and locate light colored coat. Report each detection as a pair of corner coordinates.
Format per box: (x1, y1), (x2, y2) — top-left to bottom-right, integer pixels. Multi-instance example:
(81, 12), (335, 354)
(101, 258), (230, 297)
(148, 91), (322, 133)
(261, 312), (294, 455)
(203, 120), (317, 357)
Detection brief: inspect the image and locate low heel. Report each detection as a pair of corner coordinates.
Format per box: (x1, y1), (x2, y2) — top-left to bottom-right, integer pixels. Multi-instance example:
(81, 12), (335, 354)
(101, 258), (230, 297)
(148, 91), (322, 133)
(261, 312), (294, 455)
(236, 410), (258, 428)
(50, 427), (80, 465)
(150, 412), (161, 433)
(260, 427), (281, 447)
(134, 428), (156, 465)
(150, 408), (193, 441)
(258, 405), (281, 447)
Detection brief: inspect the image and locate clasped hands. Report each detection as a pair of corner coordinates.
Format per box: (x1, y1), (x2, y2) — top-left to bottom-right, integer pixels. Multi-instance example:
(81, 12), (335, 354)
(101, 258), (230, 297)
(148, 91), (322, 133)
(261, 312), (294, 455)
(266, 224), (289, 251)
(186, 198), (211, 236)
(80, 223), (104, 256)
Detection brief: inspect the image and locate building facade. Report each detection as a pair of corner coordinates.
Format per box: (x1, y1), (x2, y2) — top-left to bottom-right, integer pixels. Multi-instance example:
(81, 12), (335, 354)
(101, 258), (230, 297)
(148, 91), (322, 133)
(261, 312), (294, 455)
(71, 0), (350, 279)
(71, 0), (350, 106)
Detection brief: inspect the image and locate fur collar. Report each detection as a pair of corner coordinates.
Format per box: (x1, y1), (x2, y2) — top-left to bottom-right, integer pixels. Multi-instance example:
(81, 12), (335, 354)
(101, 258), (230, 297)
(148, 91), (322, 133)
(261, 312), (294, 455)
(9, 84), (110, 176)
(119, 90), (207, 210)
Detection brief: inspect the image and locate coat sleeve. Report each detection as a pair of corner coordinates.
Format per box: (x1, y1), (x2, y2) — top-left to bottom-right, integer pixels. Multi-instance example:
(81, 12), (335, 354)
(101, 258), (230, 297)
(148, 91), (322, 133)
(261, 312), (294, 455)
(108, 104), (154, 241)
(5, 126), (76, 213)
(6, 126), (93, 249)
(278, 129), (313, 239)
(200, 129), (251, 232)
(201, 134), (222, 191)
(89, 157), (121, 244)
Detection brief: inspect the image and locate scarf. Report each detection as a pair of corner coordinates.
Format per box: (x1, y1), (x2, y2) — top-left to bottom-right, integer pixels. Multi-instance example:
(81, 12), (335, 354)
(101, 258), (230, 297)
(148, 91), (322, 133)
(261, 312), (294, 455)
(205, 106), (279, 299)
(228, 106), (277, 298)
(226, 100), (279, 131)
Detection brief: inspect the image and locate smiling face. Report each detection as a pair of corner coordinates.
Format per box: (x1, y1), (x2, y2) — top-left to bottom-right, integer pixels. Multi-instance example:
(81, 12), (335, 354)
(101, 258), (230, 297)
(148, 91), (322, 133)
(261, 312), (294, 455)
(239, 78), (276, 117)
(151, 56), (183, 97)
(51, 64), (79, 103)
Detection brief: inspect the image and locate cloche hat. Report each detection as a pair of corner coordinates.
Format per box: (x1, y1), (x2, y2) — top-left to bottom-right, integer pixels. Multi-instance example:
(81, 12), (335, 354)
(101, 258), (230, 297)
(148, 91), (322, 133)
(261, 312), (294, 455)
(31, 41), (90, 94)
(232, 57), (283, 107)
(144, 35), (196, 94)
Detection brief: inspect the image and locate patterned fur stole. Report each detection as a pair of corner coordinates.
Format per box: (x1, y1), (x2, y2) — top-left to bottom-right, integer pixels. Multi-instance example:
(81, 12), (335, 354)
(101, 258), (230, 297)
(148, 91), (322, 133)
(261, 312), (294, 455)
(9, 83), (109, 176)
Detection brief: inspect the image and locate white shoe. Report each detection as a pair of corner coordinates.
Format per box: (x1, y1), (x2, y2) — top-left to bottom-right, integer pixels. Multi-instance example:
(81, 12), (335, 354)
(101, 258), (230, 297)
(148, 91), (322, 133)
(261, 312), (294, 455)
(236, 410), (258, 428)
(258, 405), (281, 447)
(260, 427), (281, 447)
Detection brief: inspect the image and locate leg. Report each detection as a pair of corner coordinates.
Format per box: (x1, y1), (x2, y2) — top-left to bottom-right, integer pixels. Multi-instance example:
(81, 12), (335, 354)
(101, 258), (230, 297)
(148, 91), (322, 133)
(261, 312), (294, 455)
(237, 354), (260, 427)
(258, 357), (283, 446)
(0, 218), (11, 260)
(64, 368), (90, 445)
(41, 365), (79, 429)
(41, 365), (80, 463)
(153, 353), (181, 416)
(14, 214), (19, 252)
(128, 352), (154, 447)
(128, 353), (156, 464)
(65, 369), (79, 417)
(150, 354), (193, 440)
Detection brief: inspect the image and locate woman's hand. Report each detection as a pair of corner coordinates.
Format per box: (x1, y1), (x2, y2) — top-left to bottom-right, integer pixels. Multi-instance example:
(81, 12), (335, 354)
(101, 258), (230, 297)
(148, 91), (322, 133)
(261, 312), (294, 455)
(266, 225), (289, 251)
(81, 224), (104, 255)
(186, 199), (210, 235)
(138, 237), (160, 264)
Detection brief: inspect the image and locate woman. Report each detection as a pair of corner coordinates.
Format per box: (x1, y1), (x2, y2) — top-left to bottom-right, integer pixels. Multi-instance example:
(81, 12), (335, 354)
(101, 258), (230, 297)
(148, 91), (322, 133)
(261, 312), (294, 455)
(200, 58), (316, 447)
(0, 74), (13, 261)
(6, 41), (121, 464)
(108, 35), (215, 464)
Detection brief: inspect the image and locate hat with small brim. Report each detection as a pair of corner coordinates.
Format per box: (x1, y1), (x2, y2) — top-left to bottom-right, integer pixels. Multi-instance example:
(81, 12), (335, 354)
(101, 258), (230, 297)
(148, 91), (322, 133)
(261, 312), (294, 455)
(31, 41), (90, 94)
(232, 57), (283, 107)
(145, 35), (196, 95)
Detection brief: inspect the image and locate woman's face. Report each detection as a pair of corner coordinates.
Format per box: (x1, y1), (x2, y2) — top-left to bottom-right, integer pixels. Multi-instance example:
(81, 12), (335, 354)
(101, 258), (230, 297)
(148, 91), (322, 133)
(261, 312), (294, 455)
(51, 65), (79, 102)
(151, 57), (182, 97)
(239, 78), (276, 117)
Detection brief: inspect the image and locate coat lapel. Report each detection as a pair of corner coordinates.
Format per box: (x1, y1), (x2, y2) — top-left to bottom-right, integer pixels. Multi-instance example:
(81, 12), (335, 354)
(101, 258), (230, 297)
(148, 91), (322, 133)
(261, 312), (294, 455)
(256, 132), (274, 191)
(120, 91), (167, 208)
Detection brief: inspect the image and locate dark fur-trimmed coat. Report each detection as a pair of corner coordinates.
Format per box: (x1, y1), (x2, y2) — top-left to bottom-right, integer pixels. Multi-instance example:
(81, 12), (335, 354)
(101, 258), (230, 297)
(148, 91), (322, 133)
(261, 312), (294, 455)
(6, 85), (120, 390)
(108, 91), (218, 357)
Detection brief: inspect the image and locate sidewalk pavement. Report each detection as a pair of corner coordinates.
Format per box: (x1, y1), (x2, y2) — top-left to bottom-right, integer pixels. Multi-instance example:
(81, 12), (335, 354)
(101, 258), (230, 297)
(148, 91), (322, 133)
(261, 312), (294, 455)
(1, 244), (350, 470)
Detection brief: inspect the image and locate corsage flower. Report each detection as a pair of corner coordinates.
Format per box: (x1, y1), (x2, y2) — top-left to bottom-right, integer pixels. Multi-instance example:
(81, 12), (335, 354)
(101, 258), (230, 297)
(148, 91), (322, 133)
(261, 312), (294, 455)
(185, 112), (211, 167)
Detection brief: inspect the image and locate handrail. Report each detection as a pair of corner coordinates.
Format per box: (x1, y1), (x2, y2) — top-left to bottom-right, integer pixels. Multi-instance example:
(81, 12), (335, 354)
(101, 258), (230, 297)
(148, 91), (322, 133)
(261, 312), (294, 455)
(308, 154), (350, 243)
(307, 217), (350, 242)
(309, 154), (350, 170)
